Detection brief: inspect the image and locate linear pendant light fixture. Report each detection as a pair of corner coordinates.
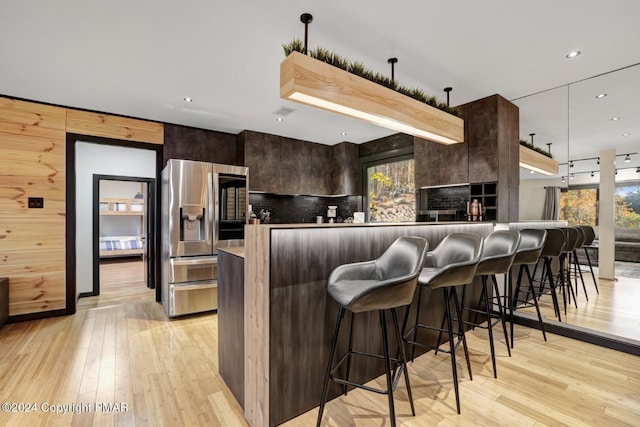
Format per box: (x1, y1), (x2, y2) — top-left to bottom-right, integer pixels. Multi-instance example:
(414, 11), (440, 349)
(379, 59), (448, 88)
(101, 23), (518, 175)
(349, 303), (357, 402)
(519, 133), (559, 176)
(279, 14), (464, 145)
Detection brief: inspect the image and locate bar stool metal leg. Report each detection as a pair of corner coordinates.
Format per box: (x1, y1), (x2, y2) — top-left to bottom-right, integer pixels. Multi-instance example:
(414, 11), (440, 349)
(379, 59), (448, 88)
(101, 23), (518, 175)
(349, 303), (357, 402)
(443, 287), (462, 414)
(317, 307), (345, 427)
(343, 312), (354, 396)
(391, 308), (415, 416)
(490, 274), (511, 355)
(379, 310), (396, 426)
(584, 247), (599, 294)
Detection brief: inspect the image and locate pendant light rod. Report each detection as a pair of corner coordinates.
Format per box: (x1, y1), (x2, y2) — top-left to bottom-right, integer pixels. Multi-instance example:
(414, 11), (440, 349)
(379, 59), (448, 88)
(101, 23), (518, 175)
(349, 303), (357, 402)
(300, 13), (313, 54)
(444, 87), (452, 107)
(546, 143), (552, 154)
(529, 133), (535, 144)
(387, 57), (398, 84)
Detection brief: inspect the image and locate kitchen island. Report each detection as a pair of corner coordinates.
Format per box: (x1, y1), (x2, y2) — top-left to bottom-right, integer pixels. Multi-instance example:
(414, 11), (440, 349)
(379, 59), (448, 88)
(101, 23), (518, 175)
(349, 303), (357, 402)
(221, 222), (495, 426)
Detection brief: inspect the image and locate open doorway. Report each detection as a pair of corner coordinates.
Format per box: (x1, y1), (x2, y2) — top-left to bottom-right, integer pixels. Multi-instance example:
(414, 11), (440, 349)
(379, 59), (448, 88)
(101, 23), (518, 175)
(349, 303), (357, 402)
(91, 175), (156, 301)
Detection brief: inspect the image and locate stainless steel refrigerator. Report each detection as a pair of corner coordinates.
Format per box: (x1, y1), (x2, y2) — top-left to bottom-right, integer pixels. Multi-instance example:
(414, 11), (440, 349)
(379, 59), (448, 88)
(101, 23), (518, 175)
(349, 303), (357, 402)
(161, 159), (248, 318)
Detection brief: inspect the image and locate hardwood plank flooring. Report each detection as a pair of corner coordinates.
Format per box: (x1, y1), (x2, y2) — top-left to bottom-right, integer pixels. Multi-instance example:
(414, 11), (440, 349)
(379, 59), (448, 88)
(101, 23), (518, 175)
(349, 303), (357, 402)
(516, 263), (640, 344)
(1, 260), (639, 426)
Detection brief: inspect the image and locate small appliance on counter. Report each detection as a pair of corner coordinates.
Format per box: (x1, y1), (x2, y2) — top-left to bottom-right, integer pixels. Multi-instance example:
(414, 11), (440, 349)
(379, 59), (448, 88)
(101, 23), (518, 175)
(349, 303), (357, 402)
(161, 159), (248, 318)
(353, 212), (365, 223)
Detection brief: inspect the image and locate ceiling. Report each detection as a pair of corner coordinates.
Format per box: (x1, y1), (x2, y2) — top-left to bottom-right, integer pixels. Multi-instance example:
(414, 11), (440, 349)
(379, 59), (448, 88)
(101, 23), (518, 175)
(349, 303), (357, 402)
(1, 0), (639, 179)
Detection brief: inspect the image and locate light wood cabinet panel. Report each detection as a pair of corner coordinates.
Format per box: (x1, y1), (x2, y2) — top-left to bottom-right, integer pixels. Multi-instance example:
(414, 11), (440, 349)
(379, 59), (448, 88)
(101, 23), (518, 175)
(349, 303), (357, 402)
(0, 98), (66, 130)
(0, 123), (66, 142)
(66, 109), (164, 144)
(0, 261), (67, 276)
(0, 218), (65, 241)
(0, 99), (67, 318)
(8, 271), (66, 316)
(9, 298), (66, 316)
(0, 249), (65, 267)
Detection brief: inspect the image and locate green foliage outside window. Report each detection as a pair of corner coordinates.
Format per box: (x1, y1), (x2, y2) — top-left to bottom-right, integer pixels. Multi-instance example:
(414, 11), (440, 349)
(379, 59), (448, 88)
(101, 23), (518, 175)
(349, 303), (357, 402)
(560, 184), (640, 228)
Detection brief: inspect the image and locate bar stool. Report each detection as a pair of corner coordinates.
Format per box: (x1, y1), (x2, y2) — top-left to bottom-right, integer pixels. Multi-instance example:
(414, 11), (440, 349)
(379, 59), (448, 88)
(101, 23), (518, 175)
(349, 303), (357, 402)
(532, 228), (565, 321)
(402, 232), (483, 414)
(508, 229), (547, 348)
(317, 236), (429, 427)
(571, 226), (589, 300)
(579, 225), (599, 294)
(559, 227), (579, 312)
(461, 230), (519, 378)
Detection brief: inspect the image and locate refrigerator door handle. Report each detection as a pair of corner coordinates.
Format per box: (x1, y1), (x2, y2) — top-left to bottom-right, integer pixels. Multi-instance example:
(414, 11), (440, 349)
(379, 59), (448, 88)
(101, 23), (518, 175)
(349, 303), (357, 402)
(170, 256), (217, 266)
(207, 172), (214, 248)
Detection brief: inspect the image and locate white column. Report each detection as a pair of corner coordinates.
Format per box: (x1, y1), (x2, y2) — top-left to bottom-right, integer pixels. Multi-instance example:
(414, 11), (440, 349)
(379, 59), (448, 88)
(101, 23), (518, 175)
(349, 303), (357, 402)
(598, 149), (615, 280)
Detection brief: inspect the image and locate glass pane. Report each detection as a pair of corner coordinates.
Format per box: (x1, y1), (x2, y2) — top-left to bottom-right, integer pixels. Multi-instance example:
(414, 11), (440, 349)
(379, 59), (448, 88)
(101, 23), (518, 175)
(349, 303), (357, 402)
(367, 159), (415, 222)
(615, 184), (640, 228)
(560, 188), (597, 226)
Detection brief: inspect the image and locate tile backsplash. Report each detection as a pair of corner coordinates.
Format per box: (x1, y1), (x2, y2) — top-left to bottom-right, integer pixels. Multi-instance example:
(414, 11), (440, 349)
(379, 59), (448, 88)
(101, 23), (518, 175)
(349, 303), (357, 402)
(249, 193), (362, 224)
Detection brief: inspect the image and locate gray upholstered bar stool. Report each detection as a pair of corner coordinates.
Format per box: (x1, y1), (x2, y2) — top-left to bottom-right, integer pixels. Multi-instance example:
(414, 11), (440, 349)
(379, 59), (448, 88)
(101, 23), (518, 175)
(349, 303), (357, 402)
(402, 232), (483, 414)
(558, 227), (579, 311)
(571, 226), (589, 300)
(317, 236), (428, 427)
(508, 229), (547, 348)
(532, 228), (565, 321)
(579, 225), (599, 294)
(461, 230), (520, 378)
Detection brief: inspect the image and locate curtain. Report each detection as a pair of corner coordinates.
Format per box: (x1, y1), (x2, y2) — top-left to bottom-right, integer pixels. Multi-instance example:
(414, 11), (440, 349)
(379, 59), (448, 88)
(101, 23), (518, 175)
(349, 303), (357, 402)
(542, 186), (560, 220)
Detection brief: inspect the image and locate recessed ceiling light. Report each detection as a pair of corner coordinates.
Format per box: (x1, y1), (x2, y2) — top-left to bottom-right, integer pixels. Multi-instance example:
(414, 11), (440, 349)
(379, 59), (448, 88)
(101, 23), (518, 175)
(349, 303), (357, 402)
(611, 117), (621, 121)
(565, 50), (581, 59)
(530, 170), (535, 174)
(595, 93), (607, 99)
(340, 132), (347, 136)
(183, 97), (193, 102)
(622, 132), (631, 137)
(275, 117), (284, 122)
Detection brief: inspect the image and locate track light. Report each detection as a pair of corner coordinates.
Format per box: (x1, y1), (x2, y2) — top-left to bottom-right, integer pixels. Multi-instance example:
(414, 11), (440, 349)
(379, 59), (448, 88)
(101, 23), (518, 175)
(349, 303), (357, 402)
(624, 154), (631, 162)
(590, 171), (595, 177)
(561, 176), (566, 183)
(637, 167), (640, 173)
(569, 161), (574, 168)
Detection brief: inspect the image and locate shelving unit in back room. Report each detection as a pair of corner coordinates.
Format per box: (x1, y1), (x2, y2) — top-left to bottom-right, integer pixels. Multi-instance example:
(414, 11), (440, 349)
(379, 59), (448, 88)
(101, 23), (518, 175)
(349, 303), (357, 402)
(470, 182), (497, 221)
(99, 197), (145, 257)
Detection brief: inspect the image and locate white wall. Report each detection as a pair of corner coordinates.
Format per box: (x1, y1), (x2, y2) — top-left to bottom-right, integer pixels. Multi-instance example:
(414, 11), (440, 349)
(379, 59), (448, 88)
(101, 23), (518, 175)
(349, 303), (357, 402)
(518, 177), (563, 220)
(99, 181), (146, 237)
(75, 142), (156, 296)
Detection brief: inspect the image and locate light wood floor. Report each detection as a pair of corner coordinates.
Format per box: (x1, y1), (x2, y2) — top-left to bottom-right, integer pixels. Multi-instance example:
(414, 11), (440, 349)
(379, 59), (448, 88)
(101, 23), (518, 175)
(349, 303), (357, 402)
(1, 261), (639, 426)
(517, 264), (640, 344)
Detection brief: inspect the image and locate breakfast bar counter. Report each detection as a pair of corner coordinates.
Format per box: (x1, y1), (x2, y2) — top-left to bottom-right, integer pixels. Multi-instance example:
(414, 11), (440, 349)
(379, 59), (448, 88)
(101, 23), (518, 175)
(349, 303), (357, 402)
(222, 222), (495, 426)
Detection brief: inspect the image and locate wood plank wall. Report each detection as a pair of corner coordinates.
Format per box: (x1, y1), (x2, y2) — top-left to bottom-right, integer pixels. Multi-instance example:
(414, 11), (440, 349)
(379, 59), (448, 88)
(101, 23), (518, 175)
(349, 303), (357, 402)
(0, 96), (163, 318)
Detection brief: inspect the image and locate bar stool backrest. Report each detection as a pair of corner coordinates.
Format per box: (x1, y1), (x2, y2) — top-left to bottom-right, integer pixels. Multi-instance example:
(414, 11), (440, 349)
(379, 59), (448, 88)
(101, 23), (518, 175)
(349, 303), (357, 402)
(376, 236), (429, 281)
(328, 236), (429, 313)
(580, 225), (596, 246)
(574, 226), (586, 249)
(541, 228), (565, 257)
(430, 233), (483, 269)
(512, 229), (547, 266)
(423, 233), (483, 289)
(475, 230), (521, 276)
(560, 227), (579, 254)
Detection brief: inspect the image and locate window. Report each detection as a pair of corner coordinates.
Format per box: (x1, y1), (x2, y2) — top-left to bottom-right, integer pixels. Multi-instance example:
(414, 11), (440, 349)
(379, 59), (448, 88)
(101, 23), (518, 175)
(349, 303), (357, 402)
(366, 158), (415, 222)
(560, 181), (640, 228)
(615, 183), (640, 228)
(560, 187), (598, 226)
